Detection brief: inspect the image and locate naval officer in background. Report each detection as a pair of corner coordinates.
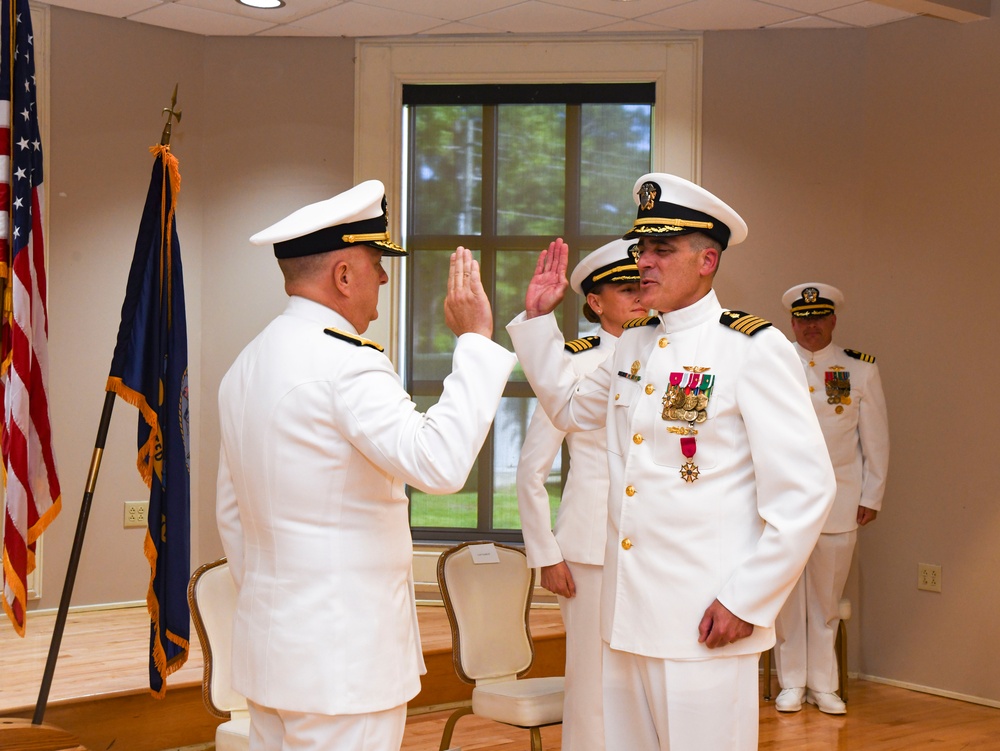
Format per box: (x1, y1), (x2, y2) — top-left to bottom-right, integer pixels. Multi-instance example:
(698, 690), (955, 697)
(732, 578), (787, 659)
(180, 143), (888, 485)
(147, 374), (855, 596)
(216, 180), (516, 751)
(773, 283), (889, 715)
(516, 239), (645, 751)
(507, 173), (836, 750)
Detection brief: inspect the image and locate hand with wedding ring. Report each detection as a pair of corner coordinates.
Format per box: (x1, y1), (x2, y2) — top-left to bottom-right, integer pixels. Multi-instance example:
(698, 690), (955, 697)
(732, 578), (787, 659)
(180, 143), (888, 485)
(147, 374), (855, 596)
(444, 246), (493, 338)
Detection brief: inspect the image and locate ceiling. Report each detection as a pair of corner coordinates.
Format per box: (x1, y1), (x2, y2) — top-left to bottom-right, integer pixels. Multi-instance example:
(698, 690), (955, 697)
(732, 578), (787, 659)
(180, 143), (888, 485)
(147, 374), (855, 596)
(38, 0), (990, 37)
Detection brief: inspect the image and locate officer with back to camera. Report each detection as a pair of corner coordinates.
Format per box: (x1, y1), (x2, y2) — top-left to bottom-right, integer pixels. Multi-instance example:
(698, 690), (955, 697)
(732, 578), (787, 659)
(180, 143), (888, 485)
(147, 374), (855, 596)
(216, 180), (516, 751)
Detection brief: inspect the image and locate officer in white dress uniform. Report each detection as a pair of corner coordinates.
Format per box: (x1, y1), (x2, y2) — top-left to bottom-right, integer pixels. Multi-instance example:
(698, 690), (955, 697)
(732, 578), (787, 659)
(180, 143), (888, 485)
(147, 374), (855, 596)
(773, 283), (889, 715)
(216, 180), (516, 751)
(516, 239), (645, 751)
(507, 173), (836, 750)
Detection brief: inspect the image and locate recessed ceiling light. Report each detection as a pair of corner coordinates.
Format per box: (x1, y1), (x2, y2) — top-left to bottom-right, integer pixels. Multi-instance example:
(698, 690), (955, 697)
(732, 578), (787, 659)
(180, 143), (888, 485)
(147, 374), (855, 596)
(237, 0), (285, 8)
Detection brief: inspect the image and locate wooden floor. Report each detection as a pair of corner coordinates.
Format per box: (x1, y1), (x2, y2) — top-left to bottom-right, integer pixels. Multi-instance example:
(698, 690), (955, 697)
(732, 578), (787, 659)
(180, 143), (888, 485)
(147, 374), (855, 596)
(405, 678), (1000, 751)
(3, 605), (1000, 750)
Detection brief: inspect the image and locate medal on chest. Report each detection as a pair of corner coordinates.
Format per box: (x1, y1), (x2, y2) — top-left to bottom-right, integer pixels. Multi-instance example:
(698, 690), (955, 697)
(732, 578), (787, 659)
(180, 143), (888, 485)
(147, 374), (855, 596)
(661, 368), (713, 482)
(825, 366), (851, 415)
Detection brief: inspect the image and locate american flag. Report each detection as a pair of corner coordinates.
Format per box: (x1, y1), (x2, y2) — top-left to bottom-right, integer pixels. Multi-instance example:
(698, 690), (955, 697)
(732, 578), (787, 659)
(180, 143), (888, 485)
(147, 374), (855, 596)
(1, 0), (62, 635)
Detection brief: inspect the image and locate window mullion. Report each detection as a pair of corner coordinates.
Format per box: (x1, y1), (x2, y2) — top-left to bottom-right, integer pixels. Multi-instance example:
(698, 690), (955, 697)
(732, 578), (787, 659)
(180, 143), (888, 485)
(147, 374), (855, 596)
(478, 104), (499, 534)
(564, 103), (583, 343)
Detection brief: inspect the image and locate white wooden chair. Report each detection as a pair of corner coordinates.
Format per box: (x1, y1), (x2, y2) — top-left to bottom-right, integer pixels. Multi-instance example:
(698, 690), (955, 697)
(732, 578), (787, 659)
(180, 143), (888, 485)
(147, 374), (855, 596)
(188, 557), (250, 751)
(436, 541), (564, 751)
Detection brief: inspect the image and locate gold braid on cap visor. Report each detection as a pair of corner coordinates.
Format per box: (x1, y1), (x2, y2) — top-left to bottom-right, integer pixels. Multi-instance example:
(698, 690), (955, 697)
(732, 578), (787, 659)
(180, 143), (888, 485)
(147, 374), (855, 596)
(591, 264), (639, 283)
(792, 303), (835, 314)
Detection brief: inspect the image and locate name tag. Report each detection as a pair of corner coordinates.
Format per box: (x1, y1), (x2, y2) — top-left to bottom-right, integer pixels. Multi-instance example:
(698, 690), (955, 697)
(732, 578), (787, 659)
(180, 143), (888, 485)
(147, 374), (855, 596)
(469, 543), (500, 564)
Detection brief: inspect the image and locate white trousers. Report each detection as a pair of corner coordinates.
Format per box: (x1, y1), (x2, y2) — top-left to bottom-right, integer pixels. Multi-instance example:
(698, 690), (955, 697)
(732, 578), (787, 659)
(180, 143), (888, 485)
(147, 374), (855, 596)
(602, 646), (759, 751)
(246, 700), (407, 751)
(774, 530), (856, 692)
(557, 561), (604, 751)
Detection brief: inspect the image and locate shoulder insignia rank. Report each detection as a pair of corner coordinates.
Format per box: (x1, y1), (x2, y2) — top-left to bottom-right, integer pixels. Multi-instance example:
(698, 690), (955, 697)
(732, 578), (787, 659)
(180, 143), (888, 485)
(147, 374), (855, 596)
(564, 335), (600, 353)
(323, 327), (384, 352)
(844, 348), (876, 363)
(720, 310), (772, 336)
(623, 316), (659, 329)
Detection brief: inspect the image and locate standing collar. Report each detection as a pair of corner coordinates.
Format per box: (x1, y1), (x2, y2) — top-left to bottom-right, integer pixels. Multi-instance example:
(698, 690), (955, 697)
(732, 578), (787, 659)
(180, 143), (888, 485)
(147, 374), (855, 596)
(284, 295), (356, 334)
(657, 289), (721, 333)
(597, 326), (621, 343)
(794, 341), (837, 360)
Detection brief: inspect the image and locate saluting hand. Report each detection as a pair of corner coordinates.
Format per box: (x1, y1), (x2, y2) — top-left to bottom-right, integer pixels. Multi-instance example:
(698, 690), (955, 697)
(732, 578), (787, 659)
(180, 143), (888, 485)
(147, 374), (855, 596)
(445, 246), (493, 338)
(525, 238), (570, 319)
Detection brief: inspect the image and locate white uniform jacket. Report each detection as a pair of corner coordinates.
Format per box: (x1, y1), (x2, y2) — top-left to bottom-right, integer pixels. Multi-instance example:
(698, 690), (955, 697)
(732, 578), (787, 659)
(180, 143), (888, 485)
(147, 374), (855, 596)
(516, 332), (617, 569)
(508, 291), (835, 659)
(217, 296), (516, 715)
(794, 341), (889, 533)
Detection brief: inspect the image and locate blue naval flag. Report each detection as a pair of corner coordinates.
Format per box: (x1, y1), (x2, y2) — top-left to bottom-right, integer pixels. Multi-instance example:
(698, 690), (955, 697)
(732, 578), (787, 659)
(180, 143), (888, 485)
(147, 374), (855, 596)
(106, 145), (190, 698)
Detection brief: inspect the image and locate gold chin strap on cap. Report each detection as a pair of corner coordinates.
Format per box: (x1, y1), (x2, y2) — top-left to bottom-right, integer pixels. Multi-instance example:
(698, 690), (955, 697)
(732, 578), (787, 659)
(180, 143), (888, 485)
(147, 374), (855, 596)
(631, 217), (714, 231)
(342, 231), (391, 243)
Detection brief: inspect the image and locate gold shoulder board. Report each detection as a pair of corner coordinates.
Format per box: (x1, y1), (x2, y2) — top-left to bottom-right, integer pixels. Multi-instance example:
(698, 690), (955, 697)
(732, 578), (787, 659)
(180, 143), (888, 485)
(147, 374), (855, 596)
(622, 316), (659, 329)
(844, 348), (876, 363)
(564, 335), (600, 353)
(720, 310), (772, 336)
(323, 327), (384, 352)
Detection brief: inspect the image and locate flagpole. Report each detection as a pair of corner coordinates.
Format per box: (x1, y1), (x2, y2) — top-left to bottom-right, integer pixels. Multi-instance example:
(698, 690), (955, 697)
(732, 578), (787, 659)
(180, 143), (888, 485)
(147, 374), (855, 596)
(161, 83), (182, 147)
(29, 90), (183, 726)
(31, 391), (116, 725)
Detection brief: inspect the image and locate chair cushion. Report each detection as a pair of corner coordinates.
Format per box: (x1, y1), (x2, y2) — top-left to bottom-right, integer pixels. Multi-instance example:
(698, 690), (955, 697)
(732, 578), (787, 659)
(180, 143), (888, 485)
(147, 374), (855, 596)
(216, 716), (251, 751)
(472, 676), (564, 727)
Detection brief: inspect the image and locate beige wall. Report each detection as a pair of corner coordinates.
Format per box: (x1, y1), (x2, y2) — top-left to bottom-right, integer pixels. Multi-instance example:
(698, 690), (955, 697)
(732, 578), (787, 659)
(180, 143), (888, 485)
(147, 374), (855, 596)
(43, 9), (355, 608)
(28, 6), (1000, 703)
(703, 17), (1000, 703)
(45, 11), (207, 608)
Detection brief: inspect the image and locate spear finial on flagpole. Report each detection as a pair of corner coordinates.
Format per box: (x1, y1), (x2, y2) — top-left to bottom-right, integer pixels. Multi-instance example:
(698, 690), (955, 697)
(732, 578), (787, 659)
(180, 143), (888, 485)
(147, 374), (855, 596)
(160, 84), (182, 146)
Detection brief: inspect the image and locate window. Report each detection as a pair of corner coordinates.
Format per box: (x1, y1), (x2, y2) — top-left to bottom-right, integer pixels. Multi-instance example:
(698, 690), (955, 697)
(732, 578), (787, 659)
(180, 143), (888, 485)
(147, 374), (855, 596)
(403, 84), (653, 541)
(355, 36), (702, 541)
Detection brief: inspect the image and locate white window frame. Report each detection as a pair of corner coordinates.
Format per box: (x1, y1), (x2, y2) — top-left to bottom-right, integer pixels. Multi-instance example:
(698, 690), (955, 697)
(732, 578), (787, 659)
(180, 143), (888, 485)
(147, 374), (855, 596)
(354, 34), (703, 359)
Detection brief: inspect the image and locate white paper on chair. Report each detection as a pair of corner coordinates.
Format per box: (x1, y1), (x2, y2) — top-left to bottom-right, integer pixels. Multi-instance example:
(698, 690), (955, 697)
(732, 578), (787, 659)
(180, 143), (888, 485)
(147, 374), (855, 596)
(468, 543), (500, 564)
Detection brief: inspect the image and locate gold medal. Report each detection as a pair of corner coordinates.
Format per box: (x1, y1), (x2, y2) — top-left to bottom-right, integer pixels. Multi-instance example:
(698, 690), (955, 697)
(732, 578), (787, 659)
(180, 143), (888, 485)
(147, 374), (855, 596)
(680, 436), (699, 482)
(680, 461), (700, 482)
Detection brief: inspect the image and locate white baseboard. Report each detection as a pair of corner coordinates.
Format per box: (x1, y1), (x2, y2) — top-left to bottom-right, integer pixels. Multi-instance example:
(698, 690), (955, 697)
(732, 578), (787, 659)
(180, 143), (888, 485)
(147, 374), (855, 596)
(856, 673), (1000, 709)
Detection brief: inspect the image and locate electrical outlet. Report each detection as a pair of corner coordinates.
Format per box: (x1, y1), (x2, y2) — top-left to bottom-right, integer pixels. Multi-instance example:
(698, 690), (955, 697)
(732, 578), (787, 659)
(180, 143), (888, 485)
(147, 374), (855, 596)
(124, 500), (149, 528)
(918, 563), (941, 592)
